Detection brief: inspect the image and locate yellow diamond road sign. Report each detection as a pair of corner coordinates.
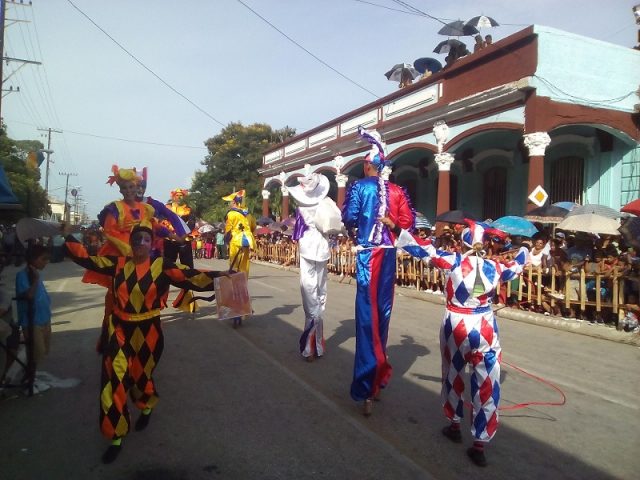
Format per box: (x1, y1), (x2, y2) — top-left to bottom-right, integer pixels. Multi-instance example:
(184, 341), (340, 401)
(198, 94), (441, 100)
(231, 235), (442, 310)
(528, 185), (548, 207)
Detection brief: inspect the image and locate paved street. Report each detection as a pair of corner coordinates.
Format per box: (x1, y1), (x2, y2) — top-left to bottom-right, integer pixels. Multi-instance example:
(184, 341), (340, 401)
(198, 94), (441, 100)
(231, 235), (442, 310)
(1, 258), (638, 480)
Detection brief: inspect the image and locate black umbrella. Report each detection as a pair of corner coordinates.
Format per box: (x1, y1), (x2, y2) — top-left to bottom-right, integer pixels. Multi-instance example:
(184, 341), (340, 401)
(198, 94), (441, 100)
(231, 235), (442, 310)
(257, 216), (273, 226)
(433, 39), (468, 55)
(413, 57), (443, 74)
(524, 204), (570, 224)
(435, 210), (477, 225)
(619, 217), (640, 250)
(438, 20), (479, 37)
(384, 63), (421, 83)
(465, 15), (499, 29)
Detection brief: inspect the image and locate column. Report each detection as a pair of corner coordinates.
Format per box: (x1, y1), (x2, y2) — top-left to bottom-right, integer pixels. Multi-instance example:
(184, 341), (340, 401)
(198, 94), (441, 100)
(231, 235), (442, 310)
(281, 186), (289, 219)
(336, 174), (348, 209)
(523, 132), (551, 211)
(261, 189), (270, 217)
(435, 152), (455, 217)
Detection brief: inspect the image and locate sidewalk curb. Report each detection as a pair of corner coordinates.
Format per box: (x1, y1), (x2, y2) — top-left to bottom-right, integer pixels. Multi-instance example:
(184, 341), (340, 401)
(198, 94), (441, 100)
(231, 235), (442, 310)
(251, 260), (640, 347)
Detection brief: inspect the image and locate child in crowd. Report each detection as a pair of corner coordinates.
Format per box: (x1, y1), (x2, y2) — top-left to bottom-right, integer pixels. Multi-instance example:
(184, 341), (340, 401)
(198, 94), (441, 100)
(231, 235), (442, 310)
(15, 244), (52, 386)
(620, 293), (640, 332)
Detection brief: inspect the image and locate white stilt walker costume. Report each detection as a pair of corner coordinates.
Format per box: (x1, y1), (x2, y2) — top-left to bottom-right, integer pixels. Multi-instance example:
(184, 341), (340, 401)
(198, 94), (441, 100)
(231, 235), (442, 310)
(289, 172), (343, 361)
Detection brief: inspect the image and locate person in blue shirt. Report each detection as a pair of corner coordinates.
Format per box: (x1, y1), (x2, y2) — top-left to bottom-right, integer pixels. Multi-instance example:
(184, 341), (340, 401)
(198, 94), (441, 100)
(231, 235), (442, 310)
(15, 244), (51, 385)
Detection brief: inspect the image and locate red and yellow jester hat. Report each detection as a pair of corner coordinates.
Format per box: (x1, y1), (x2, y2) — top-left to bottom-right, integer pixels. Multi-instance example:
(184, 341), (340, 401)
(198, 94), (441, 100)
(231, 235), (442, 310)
(106, 165), (140, 187)
(170, 188), (189, 202)
(222, 189), (246, 206)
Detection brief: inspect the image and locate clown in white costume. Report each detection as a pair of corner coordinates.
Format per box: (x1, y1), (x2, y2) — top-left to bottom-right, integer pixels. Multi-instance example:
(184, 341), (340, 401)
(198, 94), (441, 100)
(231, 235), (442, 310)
(289, 172), (343, 361)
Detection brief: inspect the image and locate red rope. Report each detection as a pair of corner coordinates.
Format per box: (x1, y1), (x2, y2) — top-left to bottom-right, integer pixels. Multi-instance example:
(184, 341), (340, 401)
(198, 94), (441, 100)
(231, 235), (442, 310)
(498, 360), (566, 410)
(462, 359), (567, 412)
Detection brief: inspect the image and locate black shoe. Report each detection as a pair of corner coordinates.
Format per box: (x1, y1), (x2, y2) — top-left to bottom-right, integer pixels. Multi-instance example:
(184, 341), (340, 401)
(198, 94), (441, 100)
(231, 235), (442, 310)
(441, 425), (462, 443)
(101, 444), (121, 464)
(467, 447), (488, 467)
(134, 411), (152, 431)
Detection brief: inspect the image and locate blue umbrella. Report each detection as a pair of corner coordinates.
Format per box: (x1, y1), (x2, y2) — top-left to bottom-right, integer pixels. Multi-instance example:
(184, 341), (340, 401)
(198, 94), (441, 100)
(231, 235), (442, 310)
(491, 216), (539, 238)
(413, 57), (443, 75)
(552, 201), (579, 212)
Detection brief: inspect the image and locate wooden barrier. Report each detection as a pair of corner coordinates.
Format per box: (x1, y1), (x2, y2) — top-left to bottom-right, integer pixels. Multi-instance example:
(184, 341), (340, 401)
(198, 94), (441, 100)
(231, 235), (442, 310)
(253, 245), (630, 323)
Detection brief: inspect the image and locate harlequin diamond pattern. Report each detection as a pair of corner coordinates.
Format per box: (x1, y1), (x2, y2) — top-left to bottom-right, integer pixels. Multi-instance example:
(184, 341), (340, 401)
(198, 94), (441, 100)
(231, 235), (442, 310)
(440, 312), (502, 442)
(99, 317), (164, 439)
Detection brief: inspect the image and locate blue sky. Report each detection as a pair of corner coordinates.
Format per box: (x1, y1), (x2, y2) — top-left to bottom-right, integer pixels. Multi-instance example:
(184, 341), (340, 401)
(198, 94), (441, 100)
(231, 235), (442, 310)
(2, 0), (638, 218)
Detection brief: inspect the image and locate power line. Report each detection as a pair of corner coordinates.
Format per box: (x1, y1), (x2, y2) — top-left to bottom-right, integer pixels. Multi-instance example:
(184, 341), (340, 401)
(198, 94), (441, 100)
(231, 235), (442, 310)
(65, 0), (226, 128)
(234, 0), (379, 99)
(7, 118), (207, 149)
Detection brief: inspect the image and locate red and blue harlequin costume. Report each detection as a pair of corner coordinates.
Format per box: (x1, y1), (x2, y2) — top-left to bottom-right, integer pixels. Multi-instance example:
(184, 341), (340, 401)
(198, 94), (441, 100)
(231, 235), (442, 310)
(341, 127), (414, 411)
(396, 220), (528, 465)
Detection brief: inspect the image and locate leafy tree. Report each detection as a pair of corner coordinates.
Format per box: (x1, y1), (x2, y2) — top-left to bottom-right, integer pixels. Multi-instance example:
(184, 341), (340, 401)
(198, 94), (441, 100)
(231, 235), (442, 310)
(0, 127), (49, 219)
(191, 122), (295, 222)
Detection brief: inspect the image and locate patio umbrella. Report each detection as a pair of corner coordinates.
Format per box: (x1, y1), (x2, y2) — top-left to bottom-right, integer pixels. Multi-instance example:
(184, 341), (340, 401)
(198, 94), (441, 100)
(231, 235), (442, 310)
(437, 20), (479, 37)
(268, 222), (287, 233)
(256, 216), (274, 226)
(552, 201), (579, 212)
(282, 217), (296, 229)
(413, 57), (443, 75)
(16, 218), (66, 244)
(619, 217), (640, 249)
(415, 213), (431, 230)
(433, 39), (468, 55)
(567, 203), (624, 219)
(384, 63), (421, 83)
(465, 15), (499, 29)
(524, 204), (570, 224)
(197, 224), (215, 234)
(491, 216), (539, 238)
(620, 198), (640, 216)
(556, 213), (620, 236)
(435, 209), (477, 224)
(254, 226), (271, 236)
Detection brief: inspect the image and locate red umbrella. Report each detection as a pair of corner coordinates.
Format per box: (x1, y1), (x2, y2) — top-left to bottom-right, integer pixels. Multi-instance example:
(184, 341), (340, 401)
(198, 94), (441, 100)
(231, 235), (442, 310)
(620, 198), (640, 216)
(255, 226), (271, 236)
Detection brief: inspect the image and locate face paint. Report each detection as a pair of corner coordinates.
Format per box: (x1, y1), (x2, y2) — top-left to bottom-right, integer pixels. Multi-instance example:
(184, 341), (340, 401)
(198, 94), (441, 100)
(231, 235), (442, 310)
(131, 231), (152, 249)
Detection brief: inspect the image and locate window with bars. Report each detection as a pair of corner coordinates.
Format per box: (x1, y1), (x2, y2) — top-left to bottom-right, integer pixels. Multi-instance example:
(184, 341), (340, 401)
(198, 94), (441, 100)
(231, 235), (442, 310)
(483, 167), (507, 220)
(549, 156), (584, 204)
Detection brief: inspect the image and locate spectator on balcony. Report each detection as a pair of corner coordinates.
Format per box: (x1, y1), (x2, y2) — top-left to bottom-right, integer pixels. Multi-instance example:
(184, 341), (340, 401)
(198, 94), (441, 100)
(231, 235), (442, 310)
(473, 34), (485, 53)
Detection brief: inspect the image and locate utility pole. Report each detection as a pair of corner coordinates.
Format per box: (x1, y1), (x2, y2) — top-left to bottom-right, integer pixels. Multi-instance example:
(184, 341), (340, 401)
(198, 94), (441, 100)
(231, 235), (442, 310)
(0, 0), (40, 124)
(59, 172), (77, 223)
(40, 127), (62, 197)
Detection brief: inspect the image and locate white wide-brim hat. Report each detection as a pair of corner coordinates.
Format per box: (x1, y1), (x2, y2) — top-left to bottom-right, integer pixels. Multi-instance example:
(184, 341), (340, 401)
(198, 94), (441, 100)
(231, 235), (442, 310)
(288, 173), (330, 206)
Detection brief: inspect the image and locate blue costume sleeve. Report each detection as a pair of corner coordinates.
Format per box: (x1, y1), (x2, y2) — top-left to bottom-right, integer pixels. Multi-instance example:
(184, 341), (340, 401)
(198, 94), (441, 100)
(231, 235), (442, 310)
(341, 182), (361, 230)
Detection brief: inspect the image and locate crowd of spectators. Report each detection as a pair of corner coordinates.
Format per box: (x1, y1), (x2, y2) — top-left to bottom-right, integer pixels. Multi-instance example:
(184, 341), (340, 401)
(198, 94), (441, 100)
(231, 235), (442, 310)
(250, 221), (640, 333)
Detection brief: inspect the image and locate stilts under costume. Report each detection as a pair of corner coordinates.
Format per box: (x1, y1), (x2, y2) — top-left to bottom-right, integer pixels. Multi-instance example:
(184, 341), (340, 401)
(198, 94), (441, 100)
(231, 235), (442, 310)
(341, 127), (414, 404)
(65, 228), (224, 441)
(396, 220), (528, 449)
(223, 189), (256, 274)
(290, 172), (343, 360)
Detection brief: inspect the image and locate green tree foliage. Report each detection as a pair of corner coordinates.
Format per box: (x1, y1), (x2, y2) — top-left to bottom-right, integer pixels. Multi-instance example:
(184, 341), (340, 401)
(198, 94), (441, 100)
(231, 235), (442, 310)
(191, 122), (295, 222)
(0, 128), (49, 218)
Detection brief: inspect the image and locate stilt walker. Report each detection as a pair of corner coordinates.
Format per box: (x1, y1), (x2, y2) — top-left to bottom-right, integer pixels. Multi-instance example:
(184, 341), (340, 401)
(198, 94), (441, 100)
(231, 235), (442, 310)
(223, 189), (256, 327)
(341, 126), (415, 416)
(289, 171), (343, 361)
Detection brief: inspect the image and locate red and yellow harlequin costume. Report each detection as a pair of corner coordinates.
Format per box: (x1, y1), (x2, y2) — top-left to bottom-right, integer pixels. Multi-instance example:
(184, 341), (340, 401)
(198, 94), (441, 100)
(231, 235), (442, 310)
(65, 233), (223, 440)
(84, 166), (157, 288)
